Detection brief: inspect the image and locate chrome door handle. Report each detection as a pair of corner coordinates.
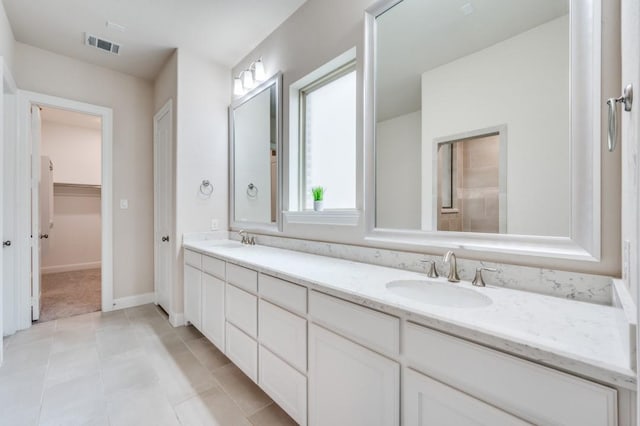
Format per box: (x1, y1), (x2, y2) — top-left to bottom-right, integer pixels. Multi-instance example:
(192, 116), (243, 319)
(2, 240), (10, 247)
(607, 84), (633, 152)
(161, 236), (170, 242)
(39, 234), (49, 239)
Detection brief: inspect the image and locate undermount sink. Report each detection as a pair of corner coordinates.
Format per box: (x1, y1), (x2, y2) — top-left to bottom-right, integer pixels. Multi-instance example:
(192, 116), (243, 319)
(386, 280), (492, 308)
(202, 240), (244, 249)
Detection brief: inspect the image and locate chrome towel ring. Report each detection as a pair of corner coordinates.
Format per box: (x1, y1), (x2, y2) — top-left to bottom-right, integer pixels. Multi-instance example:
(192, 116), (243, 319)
(200, 180), (213, 197)
(247, 183), (258, 198)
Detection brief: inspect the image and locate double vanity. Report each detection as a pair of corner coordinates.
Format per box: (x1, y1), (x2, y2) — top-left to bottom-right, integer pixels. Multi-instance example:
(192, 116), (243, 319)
(183, 238), (636, 426)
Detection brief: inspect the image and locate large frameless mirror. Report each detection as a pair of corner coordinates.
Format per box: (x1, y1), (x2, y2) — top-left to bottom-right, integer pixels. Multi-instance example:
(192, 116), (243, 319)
(230, 73), (282, 231)
(365, 0), (602, 260)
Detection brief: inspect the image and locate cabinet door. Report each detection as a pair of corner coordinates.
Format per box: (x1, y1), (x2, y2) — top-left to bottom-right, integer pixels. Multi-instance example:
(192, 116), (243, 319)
(184, 264), (202, 330)
(202, 273), (225, 350)
(309, 324), (399, 426)
(404, 369), (530, 426)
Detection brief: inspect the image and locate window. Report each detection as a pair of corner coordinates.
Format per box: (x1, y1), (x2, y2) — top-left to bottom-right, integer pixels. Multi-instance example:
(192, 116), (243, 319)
(299, 62), (356, 210)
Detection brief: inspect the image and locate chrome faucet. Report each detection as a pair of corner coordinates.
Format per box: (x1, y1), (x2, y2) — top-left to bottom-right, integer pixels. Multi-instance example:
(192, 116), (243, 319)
(239, 229), (248, 244)
(420, 259), (439, 278)
(442, 250), (460, 282)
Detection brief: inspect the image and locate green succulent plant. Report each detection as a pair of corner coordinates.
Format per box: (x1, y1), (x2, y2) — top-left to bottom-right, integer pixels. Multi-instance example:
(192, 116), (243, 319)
(311, 186), (325, 202)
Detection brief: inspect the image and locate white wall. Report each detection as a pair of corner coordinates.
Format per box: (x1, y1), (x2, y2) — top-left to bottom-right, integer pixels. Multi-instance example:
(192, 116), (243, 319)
(174, 50), (230, 314)
(15, 42), (155, 299)
(41, 121), (101, 185)
(40, 186), (101, 273)
(232, 0), (621, 276)
(0, 2), (15, 72)
(40, 120), (101, 273)
(234, 88), (272, 223)
(421, 16), (570, 237)
(376, 110), (421, 229)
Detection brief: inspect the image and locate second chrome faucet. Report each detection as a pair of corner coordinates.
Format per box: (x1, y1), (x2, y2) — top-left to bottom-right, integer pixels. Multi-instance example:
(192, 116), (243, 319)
(442, 250), (460, 283)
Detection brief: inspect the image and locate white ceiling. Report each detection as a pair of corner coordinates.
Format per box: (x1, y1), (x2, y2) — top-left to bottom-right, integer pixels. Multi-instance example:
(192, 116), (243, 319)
(41, 106), (102, 130)
(376, 0), (569, 121)
(3, 0), (307, 80)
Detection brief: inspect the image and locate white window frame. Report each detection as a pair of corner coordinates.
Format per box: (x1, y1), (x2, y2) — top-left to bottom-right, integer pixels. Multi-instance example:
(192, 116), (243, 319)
(285, 48), (360, 226)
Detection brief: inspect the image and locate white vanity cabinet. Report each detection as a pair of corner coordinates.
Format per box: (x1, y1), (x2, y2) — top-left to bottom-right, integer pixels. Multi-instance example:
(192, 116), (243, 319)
(183, 262), (202, 330)
(183, 247), (626, 426)
(201, 273), (225, 349)
(308, 291), (400, 426)
(404, 368), (530, 425)
(404, 323), (618, 426)
(308, 323), (400, 426)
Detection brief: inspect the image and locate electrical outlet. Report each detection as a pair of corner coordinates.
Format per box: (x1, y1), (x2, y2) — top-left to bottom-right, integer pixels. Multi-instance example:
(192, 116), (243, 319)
(120, 199), (128, 209)
(211, 219), (219, 230)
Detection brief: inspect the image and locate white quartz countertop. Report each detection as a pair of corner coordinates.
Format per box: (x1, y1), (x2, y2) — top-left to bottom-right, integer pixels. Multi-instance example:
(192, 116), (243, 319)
(184, 239), (636, 389)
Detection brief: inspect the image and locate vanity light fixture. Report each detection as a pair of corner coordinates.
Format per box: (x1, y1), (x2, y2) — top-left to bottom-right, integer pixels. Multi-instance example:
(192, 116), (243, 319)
(233, 58), (267, 97)
(242, 69), (255, 90)
(253, 59), (266, 82)
(233, 77), (244, 96)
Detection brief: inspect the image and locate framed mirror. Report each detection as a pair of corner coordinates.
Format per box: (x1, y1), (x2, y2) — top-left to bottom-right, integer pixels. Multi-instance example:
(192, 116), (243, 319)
(365, 0), (602, 260)
(230, 72), (282, 231)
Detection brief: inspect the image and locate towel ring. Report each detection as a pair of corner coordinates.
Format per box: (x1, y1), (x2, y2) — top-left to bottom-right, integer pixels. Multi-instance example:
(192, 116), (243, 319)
(200, 180), (213, 197)
(246, 183), (258, 199)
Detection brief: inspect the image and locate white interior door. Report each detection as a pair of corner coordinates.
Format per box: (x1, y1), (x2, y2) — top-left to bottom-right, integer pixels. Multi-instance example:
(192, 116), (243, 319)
(30, 105), (42, 321)
(620, 0), (640, 419)
(153, 100), (173, 314)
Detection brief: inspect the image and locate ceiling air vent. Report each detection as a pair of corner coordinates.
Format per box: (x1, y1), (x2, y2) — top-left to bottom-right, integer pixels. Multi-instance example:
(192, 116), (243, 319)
(84, 33), (121, 55)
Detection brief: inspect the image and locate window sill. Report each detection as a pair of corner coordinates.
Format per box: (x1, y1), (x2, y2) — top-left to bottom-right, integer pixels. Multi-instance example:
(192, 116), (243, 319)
(440, 208), (460, 214)
(283, 209), (360, 226)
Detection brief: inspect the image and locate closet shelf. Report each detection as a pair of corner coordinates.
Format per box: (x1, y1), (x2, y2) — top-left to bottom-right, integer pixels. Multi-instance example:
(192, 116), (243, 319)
(53, 182), (101, 190)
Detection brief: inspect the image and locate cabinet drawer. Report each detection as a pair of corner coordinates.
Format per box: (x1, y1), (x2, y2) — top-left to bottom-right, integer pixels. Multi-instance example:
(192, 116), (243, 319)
(405, 323), (617, 426)
(225, 322), (258, 382)
(227, 263), (258, 293)
(202, 255), (225, 280)
(259, 300), (307, 372)
(259, 274), (307, 315)
(259, 346), (307, 426)
(309, 290), (399, 355)
(184, 249), (202, 269)
(226, 284), (257, 338)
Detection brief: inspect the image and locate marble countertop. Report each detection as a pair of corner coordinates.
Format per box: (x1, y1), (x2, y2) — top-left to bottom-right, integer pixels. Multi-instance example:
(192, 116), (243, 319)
(184, 239), (636, 390)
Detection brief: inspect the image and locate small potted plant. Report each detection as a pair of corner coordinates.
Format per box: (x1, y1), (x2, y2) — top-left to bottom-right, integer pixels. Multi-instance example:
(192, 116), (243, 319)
(311, 186), (325, 212)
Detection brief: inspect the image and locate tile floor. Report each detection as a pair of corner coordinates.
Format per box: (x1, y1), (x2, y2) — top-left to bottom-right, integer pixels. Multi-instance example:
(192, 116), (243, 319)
(0, 304), (297, 426)
(40, 269), (102, 322)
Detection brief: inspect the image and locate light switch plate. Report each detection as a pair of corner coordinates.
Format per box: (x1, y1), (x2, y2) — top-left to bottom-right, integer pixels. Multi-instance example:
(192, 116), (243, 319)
(120, 199), (129, 209)
(211, 219), (219, 230)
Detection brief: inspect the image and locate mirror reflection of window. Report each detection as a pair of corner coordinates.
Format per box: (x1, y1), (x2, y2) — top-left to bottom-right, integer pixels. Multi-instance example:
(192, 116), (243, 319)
(437, 134), (500, 234)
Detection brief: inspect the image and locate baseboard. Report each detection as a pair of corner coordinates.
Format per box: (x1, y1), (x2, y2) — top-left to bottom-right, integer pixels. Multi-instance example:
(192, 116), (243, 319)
(112, 292), (155, 310)
(41, 261), (101, 274)
(169, 312), (185, 327)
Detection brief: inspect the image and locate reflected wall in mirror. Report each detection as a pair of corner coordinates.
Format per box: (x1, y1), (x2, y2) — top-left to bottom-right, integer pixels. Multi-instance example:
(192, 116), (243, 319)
(374, 0), (570, 237)
(230, 73), (281, 229)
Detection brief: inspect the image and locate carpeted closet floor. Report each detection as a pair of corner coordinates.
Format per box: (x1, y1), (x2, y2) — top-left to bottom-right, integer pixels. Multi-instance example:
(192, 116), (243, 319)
(40, 269), (101, 322)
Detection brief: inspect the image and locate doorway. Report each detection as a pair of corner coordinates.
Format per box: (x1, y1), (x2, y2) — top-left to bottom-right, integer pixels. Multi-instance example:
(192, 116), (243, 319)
(14, 91), (113, 331)
(36, 106), (103, 322)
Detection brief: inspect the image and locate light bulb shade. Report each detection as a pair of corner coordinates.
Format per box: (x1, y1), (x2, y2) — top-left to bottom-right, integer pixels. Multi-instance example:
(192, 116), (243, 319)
(253, 60), (265, 82)
(242, 70), (254, 90)
(233, 77), (243, 96)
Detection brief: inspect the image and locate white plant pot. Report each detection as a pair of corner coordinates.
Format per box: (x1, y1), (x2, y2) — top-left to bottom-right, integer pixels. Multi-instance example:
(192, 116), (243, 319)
(314, 200), (324, 212)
